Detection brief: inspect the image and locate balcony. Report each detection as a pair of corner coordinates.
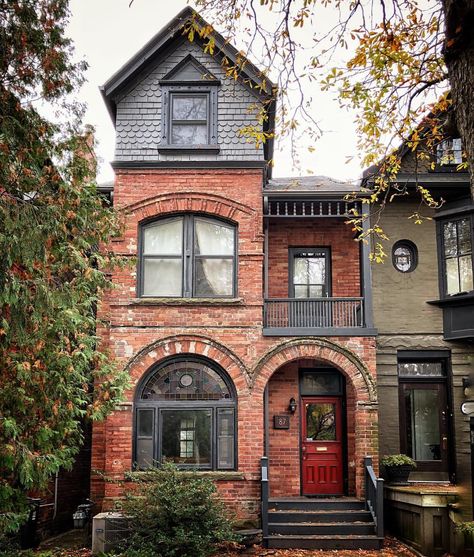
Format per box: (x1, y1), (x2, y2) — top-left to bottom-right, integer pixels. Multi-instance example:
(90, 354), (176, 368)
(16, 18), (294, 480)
(263, 297), (377, 336)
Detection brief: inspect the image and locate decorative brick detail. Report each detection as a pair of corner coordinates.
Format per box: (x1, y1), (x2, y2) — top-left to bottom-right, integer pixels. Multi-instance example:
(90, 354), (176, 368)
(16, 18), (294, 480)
(125, 334), (252, 391)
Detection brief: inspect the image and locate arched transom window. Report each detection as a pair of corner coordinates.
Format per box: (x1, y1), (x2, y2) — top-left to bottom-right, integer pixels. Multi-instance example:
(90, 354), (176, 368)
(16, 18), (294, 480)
(135, 357), (236, 470)
(139, 215), (236, 298)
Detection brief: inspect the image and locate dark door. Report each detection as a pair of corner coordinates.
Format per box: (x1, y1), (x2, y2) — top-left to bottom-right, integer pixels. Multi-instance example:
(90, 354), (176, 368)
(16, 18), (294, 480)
(301, 396), (344, 495)
(400, 382), (450, 474)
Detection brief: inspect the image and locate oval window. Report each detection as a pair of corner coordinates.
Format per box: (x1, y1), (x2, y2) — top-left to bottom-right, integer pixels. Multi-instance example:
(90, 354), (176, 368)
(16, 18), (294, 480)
(392, 240), (418, 273)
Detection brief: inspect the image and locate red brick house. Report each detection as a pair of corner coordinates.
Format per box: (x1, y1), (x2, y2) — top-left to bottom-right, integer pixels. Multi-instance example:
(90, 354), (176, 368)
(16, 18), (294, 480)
(91, 8), (382, 550)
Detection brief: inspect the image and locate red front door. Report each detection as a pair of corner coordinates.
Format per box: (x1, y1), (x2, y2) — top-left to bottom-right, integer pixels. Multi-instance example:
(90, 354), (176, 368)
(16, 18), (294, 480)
(301, 396), (344, 495)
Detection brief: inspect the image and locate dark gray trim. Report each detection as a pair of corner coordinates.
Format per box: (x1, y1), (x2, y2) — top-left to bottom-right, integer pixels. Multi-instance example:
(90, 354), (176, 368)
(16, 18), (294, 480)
(138, 214), (238, 299)
(111, 160), (267, 169)
(157, 145), (220, 154)
(262, 327), (378, 337)
(397, 349), (451, 360)
(361, 204), (374, 328)
(160, 53), (220, 84)
(101, 7), (275, 116)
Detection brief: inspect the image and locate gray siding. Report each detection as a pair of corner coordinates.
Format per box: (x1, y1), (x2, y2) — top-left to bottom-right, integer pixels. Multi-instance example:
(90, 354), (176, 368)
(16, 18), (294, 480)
(113, 39), (265, 162)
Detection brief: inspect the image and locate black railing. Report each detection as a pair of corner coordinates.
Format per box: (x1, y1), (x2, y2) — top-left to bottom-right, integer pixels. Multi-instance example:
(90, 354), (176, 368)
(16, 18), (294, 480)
(264, 297), (365, 329)
(364, 456), (384, 538)
(261, 456), (269, 542)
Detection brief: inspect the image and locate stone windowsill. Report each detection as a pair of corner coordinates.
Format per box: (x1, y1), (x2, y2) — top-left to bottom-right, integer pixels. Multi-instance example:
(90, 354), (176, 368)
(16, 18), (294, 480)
(125, 470), (245, 482)
(130, 297), (243, 306)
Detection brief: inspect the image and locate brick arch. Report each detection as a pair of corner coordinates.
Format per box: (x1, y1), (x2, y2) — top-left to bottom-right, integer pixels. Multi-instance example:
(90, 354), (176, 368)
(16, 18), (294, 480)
(124, 334), (251, 394)
(123, 191), (255, 224)
(252, 337), (376, 403)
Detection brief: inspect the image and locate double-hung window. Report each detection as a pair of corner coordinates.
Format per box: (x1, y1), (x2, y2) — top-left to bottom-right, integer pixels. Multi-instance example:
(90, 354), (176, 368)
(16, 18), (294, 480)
(169, 93), (209, 145)
(436, 138), (463, 167)
(139, 215), (236, 298)
(441, 217), (473, 296)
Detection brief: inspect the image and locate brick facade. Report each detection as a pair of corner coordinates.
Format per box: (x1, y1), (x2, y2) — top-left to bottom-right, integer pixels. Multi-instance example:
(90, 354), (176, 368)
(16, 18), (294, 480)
(91, 168), (378, 524)
(93, 12), (379, 527)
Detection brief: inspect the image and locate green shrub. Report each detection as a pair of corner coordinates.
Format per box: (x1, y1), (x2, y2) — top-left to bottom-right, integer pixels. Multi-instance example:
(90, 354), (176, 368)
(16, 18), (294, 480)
(381, 454), (416, 468)
(118, 463), (236, 557)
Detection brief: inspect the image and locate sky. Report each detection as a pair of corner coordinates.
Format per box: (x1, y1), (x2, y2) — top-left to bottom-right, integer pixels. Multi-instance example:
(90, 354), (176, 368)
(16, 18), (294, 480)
(67, 0), (362, 184)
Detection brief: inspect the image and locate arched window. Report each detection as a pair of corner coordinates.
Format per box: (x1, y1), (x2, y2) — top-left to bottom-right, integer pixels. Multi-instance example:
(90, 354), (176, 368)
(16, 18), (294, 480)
(138, 215), (237, 298)
(134, 357), (236, 470)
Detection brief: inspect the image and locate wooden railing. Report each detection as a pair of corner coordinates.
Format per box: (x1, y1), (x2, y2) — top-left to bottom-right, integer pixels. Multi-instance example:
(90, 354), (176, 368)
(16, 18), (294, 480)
(264, 297), (365, 329)
(364, 456), (384, 538)
(261, 456), (269, 541)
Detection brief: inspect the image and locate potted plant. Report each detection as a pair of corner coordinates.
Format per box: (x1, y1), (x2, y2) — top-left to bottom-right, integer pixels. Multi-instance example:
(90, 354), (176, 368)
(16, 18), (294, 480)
(381, 454), (416, 485)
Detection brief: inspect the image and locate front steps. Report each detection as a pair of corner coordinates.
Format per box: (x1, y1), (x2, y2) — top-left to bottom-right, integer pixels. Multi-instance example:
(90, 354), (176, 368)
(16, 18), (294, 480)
(264, 497), (384, 550)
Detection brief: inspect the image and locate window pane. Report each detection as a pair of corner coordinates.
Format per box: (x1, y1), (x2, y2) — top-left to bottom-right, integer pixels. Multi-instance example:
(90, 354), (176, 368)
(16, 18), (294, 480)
(394, 246), (413, 272)
(194, 258), (233, 296)
(306, 403), (336, 441)
(460, 255), (474, 292)
(161, 409), (211, 466)
(172, 96), (207, 120)
(405, 389), (441, 461)
(301, 372), (342, 395)
(137, 408), (154, 437)
(136, 438), (154, 469)
(141, 361), (231, 401)
(458, 219), (472, 255)
(309, 285), (324, 297)
(398, 362), (444, 377)
(443, 222), (458, 257)
(143, 219), (183, 255)
(171, 124), (208, 145)
(143, 258), (182, 296)
(194, 219), (234, 256)
(217, 409), (235, 469)
(446, 257), (460, 295)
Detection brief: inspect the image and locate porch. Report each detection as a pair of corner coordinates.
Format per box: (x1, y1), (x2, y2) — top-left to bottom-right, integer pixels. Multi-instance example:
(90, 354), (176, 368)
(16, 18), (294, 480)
(263, 183), (375, 337)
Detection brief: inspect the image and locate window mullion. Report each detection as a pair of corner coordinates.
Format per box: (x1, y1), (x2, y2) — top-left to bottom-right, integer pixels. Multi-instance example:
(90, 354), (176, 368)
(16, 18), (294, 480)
(184, 215), (193, 297)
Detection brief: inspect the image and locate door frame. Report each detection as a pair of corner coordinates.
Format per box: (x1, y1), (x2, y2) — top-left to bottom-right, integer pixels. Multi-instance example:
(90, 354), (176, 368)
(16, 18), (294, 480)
(298, 368), (348, 496)
(397, 350), (455, 482)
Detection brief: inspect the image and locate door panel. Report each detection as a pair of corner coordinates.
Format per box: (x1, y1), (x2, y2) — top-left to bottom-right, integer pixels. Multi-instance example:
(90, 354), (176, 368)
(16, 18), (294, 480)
(301, 397), (344, 495)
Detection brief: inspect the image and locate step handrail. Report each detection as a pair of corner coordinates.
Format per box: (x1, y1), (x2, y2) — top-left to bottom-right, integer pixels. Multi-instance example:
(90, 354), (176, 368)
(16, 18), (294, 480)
(261, 456), (269, 541)
(364, 456), (384, 538)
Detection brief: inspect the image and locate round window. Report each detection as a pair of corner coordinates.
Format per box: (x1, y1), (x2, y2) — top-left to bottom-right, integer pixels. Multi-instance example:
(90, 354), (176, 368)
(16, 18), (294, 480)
(392, 240), (418, 273)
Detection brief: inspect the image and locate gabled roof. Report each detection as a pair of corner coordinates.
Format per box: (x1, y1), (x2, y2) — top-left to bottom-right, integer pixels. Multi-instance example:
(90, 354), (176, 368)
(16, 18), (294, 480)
(101, 6), (276, 123)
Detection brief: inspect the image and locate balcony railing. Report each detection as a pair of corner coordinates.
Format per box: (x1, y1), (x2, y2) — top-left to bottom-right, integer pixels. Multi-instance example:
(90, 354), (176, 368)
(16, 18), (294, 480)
(263, 297), (370, 335)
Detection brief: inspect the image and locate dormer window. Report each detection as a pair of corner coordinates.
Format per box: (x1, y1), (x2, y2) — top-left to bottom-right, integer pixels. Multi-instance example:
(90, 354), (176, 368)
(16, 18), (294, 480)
(170, 93), (209, 145)
(436, 138), (462, 167)
(158, 55), (219, 153)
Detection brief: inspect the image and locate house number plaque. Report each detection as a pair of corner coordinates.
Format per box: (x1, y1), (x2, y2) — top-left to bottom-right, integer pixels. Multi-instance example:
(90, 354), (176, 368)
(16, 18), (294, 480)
(274, 415), (290, 429)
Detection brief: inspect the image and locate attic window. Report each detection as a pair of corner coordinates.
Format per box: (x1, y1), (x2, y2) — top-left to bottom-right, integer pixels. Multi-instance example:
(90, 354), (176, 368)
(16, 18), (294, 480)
(436, 138), (462, 166)
(170, 93), (209, 145)
(158, 55), (219, 152)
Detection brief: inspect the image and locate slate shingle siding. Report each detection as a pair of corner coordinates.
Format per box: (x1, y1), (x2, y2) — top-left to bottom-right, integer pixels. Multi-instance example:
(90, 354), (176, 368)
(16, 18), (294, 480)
(113, 39), (265, 162)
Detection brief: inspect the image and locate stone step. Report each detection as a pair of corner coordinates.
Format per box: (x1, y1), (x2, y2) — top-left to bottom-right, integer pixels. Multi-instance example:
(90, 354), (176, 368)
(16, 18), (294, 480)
(268, 521), (376, 536)
(268, 509), (373, 523)
(265, 534), (383, 550)
(269, 497), (365, 511)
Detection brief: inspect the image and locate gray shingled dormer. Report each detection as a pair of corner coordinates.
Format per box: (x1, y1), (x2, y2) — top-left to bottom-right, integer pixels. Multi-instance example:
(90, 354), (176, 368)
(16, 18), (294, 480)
(101, 8), (276, 167)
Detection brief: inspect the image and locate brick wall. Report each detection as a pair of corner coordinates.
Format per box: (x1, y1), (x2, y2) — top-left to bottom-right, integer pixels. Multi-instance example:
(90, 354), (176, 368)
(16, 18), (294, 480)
(91, 167), (379, 525)
(268, 219), (361, 297)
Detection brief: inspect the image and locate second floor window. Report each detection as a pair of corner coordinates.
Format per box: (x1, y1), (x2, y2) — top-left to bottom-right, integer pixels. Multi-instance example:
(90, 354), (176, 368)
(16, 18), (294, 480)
(139, 215), (236, 298)
(442, 217), (473, 295)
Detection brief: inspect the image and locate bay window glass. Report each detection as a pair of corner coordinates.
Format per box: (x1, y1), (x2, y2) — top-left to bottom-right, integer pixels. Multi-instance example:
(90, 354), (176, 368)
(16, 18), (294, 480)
(135, 358), (236, 470)
(442, 218), (473, 295)
(139, 215), (236, 298)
